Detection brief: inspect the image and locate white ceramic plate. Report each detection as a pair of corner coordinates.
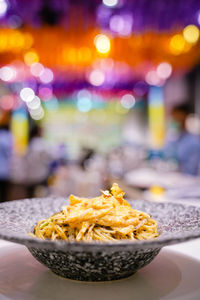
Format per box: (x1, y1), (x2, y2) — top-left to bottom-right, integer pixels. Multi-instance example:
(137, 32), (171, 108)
(0, 243), (200, 300)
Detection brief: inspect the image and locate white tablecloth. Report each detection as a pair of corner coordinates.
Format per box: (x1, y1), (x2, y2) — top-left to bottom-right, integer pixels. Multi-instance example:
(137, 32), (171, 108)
(0, 239), (200, 300)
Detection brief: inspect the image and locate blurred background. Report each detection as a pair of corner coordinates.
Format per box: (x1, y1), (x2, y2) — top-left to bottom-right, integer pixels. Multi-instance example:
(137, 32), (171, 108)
(0, 0), (200, 203)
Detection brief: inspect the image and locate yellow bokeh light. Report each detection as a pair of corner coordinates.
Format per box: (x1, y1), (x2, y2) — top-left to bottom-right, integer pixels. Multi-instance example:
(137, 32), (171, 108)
(183, 25), (200, 44)
(24, 50), (39, 66)
(9, 32), (24, 49)
(78, 47), (92, 62)
(67, 48), (77, 63)
(0, 34), (7, 52)
(24, 33), (34, 49)
(169, 34), (185, 55)
(94, 34), (111, 54)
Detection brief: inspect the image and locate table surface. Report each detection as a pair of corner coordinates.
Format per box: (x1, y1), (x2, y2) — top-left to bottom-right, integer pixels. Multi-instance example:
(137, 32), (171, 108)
(0, 239), (200, 300)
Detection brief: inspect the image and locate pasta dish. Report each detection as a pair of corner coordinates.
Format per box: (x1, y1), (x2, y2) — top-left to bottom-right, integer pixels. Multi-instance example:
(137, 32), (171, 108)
(31, 183), (158, 242)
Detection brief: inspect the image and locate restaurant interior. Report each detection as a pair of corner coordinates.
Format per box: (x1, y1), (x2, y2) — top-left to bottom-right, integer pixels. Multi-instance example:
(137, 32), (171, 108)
(0, 0), (200, 299)
(0, 0), (200, 204)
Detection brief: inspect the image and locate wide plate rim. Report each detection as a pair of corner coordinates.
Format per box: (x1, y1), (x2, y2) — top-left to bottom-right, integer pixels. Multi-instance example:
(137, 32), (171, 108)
(0, 197), (200, 251)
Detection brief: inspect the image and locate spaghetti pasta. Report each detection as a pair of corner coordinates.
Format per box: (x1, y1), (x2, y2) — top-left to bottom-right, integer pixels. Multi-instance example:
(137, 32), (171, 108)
(31, 183), (158, 242)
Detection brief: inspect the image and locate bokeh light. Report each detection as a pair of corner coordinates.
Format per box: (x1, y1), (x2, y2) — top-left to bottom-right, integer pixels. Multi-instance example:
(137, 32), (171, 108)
(20, 87), (35, 102)
(77, 89), (91, 100)
(23, 33), (34, 49)
(102, 0), (118, 7)
(30, 110), (44, 120)
(100, 58), (114, 70)
(170, 34), (185, 55)
(26, 96), (41, 110)
(145, 70), (164, 86)
(77, 47), (92, 62)
(77, 97), (92, 113)
(39, 68), (54, 83)
(110, 15), (124, 33)
(0, 0), (8, 18)
(156, 62), (172, 79)
(120, 94), (136, 109)
(0, 66), (16, 81)
(183, 25), (200, 44)
(96, 5), (112, 24)
(39, 86), (53, 101)
(89, 69), (105, 86)
(29, 106), (44, 120)
(0, 95), (15, 111)
(8, 15), (22, 28)
(110, 14), (133, 36)
(186, 114), (200, 135)
(94, 34), (111, 54)
(30, 62), (44, 77)
(24, 51), (39, 66)
(198, 11), (200, 25)
(65, 48), (76, 64)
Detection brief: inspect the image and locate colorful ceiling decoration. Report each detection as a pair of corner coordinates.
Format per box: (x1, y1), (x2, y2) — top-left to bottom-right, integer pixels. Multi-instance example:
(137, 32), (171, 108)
(0, 25), (199, 89)
(0, 0), (199, 117)
(0, 26), (199, 69)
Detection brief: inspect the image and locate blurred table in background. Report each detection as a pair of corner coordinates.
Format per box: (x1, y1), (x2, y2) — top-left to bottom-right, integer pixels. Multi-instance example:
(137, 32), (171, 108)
(124, 168), (199, 190)
(111, 168), (200, 205)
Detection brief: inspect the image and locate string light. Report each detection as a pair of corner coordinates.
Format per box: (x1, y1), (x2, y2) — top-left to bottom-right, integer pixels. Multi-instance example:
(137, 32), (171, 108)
(94, 34), (111, 54)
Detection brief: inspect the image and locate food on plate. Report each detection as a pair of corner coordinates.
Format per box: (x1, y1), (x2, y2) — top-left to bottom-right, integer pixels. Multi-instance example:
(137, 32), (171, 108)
(30, 183), (158, 242)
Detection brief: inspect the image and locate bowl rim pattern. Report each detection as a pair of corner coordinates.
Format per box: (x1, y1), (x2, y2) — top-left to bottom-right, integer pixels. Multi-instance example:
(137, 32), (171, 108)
(0, 197), (200, 252)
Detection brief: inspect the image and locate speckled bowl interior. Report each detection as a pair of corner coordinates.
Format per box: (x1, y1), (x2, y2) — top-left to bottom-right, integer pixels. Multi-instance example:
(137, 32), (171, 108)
(0, 197), (200, 281)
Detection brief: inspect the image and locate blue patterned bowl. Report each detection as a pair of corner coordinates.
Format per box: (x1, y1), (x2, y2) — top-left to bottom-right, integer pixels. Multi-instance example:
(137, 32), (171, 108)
(0, 197), (200, 281)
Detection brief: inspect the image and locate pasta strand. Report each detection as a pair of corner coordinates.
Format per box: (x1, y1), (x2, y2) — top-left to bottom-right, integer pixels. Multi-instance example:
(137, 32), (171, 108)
(30, 183), (159, 242)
